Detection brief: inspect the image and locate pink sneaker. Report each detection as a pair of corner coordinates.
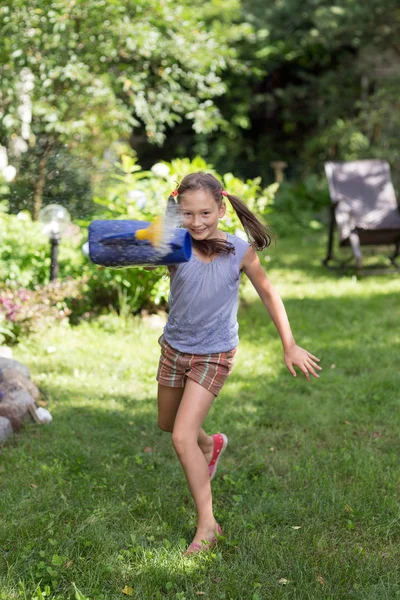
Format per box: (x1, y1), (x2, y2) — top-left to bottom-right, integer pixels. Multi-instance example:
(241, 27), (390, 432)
(208, 433), (228, 481)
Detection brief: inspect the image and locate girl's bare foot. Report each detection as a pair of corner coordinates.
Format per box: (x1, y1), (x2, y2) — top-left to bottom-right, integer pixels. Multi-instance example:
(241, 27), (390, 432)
(184, 521), (222, 556)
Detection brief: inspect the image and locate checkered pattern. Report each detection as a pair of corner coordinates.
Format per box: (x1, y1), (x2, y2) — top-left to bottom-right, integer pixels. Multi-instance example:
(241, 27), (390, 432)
(156, 336), (236, 397)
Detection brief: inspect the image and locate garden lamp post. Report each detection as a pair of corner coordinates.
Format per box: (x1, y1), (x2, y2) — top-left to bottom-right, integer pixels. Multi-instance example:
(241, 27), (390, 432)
(39, 204), (71, 281)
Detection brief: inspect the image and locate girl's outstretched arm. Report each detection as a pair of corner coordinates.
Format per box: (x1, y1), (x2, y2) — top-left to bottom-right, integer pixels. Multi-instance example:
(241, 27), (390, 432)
(241, 247), (321, 381)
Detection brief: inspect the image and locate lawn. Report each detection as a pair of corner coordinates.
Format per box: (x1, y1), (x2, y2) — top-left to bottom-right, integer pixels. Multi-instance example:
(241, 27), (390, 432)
(1, 232), (399, 600)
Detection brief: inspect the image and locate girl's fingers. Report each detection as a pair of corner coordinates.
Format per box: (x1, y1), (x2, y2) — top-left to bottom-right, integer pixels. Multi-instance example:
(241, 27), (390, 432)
(300, 366), (310, 381)
(307, 353), (320, 362)
(305, 361), (319, 378)
(309, 359), (322, 370)
(285, 360), (297, 377)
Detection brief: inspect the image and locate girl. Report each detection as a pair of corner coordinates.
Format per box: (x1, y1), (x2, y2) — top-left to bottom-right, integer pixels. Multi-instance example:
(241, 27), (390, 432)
(156, 172), (321, 556)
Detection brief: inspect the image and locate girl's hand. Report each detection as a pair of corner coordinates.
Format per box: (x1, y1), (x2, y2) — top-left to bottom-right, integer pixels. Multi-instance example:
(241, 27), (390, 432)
(284, 345), (321, 381)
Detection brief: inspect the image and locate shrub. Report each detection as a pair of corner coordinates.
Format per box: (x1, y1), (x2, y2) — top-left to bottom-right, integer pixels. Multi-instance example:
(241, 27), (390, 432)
(0, 278), (83, 344)
(271, 175), (330, 236)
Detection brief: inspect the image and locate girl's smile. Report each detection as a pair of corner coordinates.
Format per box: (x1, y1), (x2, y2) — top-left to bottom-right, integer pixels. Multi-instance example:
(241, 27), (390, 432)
(179, 189), (226, 240)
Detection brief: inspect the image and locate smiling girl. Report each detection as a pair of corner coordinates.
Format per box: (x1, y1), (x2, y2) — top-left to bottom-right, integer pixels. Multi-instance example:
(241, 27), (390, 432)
(155, 172), (321, 556)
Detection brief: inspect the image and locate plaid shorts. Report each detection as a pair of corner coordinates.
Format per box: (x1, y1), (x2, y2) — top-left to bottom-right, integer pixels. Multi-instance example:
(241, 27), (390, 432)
(156, 335), (236, 397)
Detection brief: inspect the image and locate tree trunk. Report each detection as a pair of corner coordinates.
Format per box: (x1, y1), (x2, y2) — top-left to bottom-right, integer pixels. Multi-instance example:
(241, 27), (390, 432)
(32, 153), (48, 221)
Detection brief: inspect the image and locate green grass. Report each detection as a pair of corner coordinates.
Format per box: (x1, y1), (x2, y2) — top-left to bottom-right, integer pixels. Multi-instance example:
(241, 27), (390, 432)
(1, 233), (400, 600)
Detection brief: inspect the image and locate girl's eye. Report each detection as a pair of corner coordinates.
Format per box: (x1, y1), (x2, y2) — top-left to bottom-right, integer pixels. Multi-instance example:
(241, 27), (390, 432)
(203, 212), (210, 216)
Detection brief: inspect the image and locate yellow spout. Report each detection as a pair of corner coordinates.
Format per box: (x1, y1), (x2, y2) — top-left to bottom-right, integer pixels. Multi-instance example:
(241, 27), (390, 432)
(135, 216), (163, 247)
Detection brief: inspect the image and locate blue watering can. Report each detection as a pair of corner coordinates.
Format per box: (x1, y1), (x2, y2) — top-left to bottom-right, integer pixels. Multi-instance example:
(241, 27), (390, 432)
(88, 219), (192, 267)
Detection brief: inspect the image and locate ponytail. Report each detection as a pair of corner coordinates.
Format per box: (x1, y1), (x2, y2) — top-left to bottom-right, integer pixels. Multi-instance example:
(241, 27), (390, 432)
(225, 193), (272, 251)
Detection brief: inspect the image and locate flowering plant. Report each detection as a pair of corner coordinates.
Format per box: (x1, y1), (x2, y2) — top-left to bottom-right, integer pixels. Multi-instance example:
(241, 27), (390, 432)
(0, 278), (84, 343)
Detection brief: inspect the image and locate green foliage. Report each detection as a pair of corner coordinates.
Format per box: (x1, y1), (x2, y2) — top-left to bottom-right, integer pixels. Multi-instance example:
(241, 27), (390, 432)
(0, 278), (82, 344)
(7, 146), (94, 219)
(0, 0), (244, 148)
(271, 175), (330, 236)
(0, 311), (15, 345)
(0, 204), (49, 287)
(0, 0), (252, 218)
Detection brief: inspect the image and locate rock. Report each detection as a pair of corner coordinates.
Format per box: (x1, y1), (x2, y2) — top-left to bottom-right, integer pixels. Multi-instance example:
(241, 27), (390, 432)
(0, 358), (30, 379)
(0, 416), (13, 443)
(0, 389), (35, 423)
(35, 407), (53, 424)
(0, 404), (24, 430)
(0, 368), (40, 399)
(0, 359), (52, 437)
(0, 347), (13, 359)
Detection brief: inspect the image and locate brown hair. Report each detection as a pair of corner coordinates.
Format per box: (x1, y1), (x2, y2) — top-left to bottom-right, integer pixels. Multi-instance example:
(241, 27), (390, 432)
(168, 172), (272, 257)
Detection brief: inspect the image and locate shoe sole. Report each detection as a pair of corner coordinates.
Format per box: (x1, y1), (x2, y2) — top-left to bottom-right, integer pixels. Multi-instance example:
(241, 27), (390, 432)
(210, 433), (228, 482)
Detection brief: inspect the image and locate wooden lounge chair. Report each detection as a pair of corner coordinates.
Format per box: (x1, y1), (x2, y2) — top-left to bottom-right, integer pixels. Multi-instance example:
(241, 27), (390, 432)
(323, 160), (400, 269)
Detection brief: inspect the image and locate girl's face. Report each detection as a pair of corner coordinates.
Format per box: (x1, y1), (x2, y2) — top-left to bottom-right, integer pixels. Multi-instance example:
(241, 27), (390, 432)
(179, 188), (226, 240)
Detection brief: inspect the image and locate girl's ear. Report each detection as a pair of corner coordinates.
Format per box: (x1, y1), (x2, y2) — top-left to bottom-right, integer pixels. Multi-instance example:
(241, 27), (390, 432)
(219, 202), (226, 218)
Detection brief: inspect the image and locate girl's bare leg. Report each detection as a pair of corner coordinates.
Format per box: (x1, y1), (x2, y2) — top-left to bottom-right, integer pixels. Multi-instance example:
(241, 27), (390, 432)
(157, 384), (214, 463)
(171, 379), (218, 546)
(157, 384), (184, 432)
(197, 428), (214, 463)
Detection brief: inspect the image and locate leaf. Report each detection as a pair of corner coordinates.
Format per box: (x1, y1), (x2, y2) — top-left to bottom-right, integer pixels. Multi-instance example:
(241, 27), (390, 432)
(51, 554), (66, 566)
(72, 583), (90, 600)
(316, 575), (326, 585)
(278, 578), (289, 585)
(122, 586), (134, 596)
(143, 446), (153, 453)
(30, 483), (38, 488)
(291, 525), (302, 530)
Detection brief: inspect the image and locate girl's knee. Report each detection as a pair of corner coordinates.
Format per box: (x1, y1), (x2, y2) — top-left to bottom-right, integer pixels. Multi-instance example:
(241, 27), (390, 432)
(171, 429), (186, 453)
(171, 429), (196, 454)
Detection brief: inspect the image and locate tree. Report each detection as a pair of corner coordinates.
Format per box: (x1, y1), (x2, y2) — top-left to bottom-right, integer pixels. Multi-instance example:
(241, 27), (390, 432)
(0, 0), (246, 216)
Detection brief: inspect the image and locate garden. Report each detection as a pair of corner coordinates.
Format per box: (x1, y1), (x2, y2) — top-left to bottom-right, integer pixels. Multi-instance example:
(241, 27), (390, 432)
(1, 1), (400, 598)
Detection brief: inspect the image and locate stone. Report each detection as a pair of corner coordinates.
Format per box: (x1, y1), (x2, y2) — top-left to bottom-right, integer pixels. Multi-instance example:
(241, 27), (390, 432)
(0, 416), (13, 443)
(0, 368), (40, 399)
(0, 358), (30, 379)
(35, 407), (53, 424)
(0, 389), (35, 423)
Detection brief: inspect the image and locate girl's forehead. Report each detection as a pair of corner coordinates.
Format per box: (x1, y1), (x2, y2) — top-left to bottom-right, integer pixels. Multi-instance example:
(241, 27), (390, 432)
(179, 189), (217, 209)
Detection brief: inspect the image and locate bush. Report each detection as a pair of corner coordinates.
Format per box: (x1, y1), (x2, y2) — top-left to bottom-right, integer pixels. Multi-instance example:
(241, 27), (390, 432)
(0, 278), (83, 344)
(271, 175), (330, 236)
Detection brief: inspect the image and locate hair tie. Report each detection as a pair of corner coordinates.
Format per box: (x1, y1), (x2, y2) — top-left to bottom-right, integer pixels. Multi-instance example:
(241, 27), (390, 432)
(170, 189), (179, 197)
(221, 190), (228, 197)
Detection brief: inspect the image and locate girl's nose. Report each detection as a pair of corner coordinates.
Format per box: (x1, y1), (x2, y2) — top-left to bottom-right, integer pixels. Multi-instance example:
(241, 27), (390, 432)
(192, 215), (201, 226)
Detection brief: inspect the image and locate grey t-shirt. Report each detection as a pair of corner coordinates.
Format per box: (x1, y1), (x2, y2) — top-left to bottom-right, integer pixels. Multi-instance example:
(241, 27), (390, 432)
(163, 233), (250, 354)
